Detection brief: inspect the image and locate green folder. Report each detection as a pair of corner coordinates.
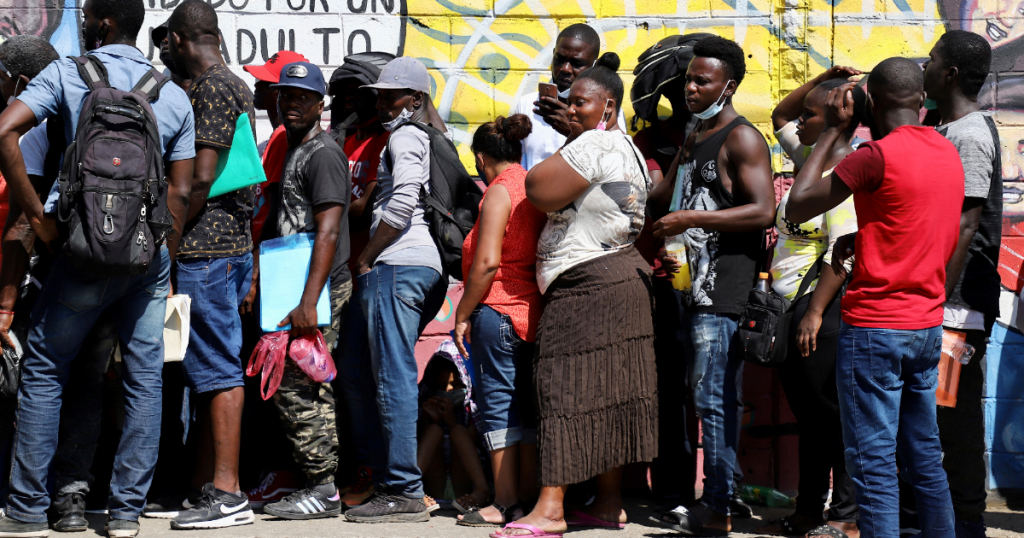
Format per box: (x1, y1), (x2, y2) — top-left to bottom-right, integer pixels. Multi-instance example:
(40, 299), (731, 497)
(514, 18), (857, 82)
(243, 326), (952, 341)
(209, 112), (267, 198)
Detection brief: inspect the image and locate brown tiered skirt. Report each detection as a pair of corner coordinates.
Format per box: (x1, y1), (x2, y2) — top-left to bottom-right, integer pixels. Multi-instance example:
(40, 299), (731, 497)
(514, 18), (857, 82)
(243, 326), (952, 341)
(534, 246), (658, 486)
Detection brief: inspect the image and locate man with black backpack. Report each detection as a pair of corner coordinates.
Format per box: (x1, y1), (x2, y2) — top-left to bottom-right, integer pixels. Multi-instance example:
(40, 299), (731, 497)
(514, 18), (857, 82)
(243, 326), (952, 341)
(0, 0), (196, 534)
(342, 56), (452, 524)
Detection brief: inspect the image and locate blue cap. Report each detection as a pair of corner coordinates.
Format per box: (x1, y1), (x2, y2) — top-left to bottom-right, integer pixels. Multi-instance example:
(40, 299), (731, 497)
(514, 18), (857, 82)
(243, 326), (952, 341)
(271, 62), (325, 96)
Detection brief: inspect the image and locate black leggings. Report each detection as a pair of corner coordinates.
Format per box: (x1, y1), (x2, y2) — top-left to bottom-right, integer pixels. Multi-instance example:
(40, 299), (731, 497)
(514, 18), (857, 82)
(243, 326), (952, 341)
(777, 292), (858, 523)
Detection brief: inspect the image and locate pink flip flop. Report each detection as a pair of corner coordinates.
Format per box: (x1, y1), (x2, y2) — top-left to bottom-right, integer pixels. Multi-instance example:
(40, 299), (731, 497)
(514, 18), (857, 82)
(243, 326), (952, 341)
(565, 510), (626, 529)
(488, 522), (564, 538)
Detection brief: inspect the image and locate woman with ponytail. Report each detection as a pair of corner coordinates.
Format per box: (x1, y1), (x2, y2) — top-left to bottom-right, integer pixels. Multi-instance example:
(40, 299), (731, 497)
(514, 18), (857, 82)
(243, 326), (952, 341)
(453, 114), (546, 528)
(492, 52), (658, 537)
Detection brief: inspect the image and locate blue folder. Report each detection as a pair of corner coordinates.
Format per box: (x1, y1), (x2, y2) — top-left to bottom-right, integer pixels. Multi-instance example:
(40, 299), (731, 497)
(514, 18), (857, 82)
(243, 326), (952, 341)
(259, 233), (331, 333)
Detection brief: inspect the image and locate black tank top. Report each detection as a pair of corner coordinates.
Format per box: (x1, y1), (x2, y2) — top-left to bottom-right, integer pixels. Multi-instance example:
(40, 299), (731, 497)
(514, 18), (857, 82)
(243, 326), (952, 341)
(677, 116), (764, 314)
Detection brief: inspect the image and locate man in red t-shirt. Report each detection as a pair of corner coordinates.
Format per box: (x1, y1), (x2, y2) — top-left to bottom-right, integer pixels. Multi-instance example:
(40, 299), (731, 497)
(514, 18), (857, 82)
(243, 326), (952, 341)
(786, 57), (962, 538)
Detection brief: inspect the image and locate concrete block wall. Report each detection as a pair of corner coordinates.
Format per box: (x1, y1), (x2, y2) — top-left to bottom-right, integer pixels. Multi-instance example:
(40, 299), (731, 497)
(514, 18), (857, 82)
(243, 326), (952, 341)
(3, 0), (1024, 494)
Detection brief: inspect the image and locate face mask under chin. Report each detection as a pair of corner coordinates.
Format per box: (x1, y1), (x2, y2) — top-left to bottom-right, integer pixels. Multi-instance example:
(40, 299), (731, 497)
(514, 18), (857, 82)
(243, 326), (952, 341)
(382, 107), (414, 132)
(693, 81), (734, 121)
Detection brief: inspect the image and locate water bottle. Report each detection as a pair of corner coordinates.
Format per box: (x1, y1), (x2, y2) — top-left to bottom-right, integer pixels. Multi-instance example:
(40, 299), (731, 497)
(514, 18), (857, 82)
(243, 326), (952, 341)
(941, 330), (976, 365)
(755, 272), (771, 294)
(738, 484), (795, 508)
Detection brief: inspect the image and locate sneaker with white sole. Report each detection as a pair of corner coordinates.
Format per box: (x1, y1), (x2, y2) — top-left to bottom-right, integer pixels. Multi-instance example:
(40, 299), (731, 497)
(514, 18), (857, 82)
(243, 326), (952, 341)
(169, 483), (254, 530)
(263, 487), (341, 520)
(142, 489), (201, 519)
(245, 471), (300, 509)
(0, 514), (48, 537)
(104, 519), (139, 538)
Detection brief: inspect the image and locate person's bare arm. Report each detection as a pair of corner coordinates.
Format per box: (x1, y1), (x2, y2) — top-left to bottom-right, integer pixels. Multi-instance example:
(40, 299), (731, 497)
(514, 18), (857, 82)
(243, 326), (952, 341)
(349, 180), (377, 219)
(185, 145), (220, 223)
(652, 125), (776, 237)
(453, 184), (511, 358)
(795, 264), (847, 357)
(0, 101), (52, 245)
(0, 210), (31, 348)
(786, 85), (857, 223)
(772, 66), (862, 131)
(165, 158), (194, 263)
(525, 151), (589, 213)
(279, 202), (343, 335)
(944, 198), (984, 299)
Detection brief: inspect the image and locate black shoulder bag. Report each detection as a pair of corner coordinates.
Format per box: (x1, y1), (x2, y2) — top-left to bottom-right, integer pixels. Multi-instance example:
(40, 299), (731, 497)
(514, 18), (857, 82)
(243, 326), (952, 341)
(737, 252), (826, 367)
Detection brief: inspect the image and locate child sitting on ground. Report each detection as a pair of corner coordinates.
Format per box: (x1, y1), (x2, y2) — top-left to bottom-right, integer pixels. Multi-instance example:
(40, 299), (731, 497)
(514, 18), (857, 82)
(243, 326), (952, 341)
(418, 341), (491, 513)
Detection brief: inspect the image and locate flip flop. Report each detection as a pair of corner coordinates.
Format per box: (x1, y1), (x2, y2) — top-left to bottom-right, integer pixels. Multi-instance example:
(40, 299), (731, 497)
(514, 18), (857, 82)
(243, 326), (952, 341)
(649, 506), (705, 536)
(488, 522), (563, 538)
(565, 510), (625, 529)
(807, 525), (851, 538)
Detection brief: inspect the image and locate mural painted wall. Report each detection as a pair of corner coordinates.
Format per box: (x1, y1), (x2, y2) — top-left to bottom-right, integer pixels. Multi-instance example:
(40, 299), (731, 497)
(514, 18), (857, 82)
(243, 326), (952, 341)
(1, 0), (1023, 493)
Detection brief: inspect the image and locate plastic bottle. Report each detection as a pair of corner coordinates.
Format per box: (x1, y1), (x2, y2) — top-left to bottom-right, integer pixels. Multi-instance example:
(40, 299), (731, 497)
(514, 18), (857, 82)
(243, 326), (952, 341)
(755, 272), (771, 294)
(664, 235), (691, 292)
(738, 484), (795, 508)
(942, 330), (976, 365)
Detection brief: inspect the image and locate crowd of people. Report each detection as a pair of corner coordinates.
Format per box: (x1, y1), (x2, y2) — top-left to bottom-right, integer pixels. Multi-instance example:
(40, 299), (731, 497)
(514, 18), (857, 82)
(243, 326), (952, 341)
(0, 0), (1004, 536)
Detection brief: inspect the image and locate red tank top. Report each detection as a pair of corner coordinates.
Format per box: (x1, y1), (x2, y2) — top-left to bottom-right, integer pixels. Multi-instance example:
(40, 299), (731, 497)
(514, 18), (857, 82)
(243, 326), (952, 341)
(461, 164), (547, 342)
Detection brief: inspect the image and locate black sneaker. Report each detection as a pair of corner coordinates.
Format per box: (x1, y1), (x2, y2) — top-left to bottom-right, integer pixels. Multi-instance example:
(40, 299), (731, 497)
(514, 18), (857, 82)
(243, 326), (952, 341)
(0, 514), (49, 537)
(104, 518), (139, 538)
(169, 483), (254, 530)
(51, 493), (87, 532)
(143, 489), (201, 519)
(730, 495), (754, 519)
(344, 491), (429, 524)
(264, 487), (342, 520)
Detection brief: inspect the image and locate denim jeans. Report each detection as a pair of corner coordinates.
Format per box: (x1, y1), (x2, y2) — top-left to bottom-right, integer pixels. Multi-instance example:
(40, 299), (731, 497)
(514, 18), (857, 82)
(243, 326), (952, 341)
(357, 264), (447, 497)
(681, 312), (744, 516)
(837, 322), (954, 538)
(8, 248), (170, 523)
(53, 315), (118, 497)
(177, 254), (252, 394)
(470, 305), (535, 452)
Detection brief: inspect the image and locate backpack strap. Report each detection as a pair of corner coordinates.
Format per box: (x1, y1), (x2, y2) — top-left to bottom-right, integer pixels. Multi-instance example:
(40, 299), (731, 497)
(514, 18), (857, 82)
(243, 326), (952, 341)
(793, 251), (827, 300)
(71, 55), (110, 91)
(130, 68), (169, 102)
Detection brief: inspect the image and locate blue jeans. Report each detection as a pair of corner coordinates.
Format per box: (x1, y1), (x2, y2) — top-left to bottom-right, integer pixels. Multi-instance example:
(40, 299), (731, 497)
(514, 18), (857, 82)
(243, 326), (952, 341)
(8, 248), (170, 523)
(837, 323), (954, 538)
(334, 289), (387, 481)
(682, 312), (744, 516)
(357, 264), (446, 498)
(470, 305), (535, 451)
(177, 254), (252, 394)
(54, 315), (118, 497)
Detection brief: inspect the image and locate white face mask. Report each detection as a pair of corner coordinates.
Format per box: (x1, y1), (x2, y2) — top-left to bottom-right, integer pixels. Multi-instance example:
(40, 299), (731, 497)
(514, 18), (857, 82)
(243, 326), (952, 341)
(6, 78), (20, 106)
(693, 80), (734, 120)
(382, 107), (414, 132)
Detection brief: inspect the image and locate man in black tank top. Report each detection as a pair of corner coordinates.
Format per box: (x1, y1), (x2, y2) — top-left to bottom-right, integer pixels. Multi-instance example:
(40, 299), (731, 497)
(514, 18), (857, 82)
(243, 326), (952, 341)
(650, 36), (776, 536)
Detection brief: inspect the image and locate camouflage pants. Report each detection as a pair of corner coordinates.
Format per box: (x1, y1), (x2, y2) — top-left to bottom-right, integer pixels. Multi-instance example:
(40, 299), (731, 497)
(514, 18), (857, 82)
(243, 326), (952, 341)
(272, 279), (352, 486)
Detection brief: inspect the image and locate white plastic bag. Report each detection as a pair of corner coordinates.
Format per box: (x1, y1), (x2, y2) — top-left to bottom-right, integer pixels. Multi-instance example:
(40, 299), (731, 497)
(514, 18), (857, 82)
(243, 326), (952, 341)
(164, 294), (191, 362)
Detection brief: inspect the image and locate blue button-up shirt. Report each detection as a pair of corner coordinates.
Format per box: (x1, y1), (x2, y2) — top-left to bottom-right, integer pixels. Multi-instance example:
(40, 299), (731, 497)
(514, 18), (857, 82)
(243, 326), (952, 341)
(17, 44), (196, 212)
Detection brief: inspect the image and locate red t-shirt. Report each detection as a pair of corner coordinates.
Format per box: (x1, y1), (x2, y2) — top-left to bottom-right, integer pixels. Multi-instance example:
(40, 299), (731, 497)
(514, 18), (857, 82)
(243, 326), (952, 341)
(833, 125), (964, 329)
(344, 130), (389, 278)
(252, 125), (287, 242)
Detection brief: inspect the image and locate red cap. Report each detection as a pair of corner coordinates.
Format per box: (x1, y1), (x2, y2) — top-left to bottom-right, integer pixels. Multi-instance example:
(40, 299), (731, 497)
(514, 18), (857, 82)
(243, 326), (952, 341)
(242, 50), (309, 83)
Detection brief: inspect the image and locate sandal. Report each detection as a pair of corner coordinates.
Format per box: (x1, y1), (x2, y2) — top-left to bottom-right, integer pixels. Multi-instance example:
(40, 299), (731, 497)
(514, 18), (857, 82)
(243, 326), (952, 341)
(649, 506), (705, 536)
(457, 502), (523, 527)
(423, 495), (441, 513)
(807, 525), (850, 538)
(757, 515), (823, 536)
(453, 491), (491, 514)
(488, 522), (563, 538)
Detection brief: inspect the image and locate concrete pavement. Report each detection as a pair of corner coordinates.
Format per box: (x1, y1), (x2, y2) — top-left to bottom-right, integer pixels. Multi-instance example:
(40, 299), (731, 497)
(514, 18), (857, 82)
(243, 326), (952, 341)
(67, 500), (1024, 537)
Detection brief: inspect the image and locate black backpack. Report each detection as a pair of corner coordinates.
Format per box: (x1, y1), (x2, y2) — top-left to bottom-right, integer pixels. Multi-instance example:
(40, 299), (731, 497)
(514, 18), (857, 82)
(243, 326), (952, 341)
(630, 33), (714, 130)
(386, 121), (482, 281)
(57, 55), (172, 276)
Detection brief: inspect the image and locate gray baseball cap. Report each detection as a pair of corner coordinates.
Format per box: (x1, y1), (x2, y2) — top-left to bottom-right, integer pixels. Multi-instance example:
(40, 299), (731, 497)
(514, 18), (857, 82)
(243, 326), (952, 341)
(361, 56), (431, 93)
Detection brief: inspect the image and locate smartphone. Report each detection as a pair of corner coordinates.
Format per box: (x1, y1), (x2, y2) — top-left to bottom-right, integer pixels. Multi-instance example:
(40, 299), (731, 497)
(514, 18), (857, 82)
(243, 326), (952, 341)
(538, 82), (559, 100)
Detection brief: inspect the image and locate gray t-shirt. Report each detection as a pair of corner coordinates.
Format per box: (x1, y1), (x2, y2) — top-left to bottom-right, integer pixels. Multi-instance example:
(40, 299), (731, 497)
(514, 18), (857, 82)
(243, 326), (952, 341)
(276, 130), (352, 285)
(939, 111), (997, 199)
(371, 123), (442, 274)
